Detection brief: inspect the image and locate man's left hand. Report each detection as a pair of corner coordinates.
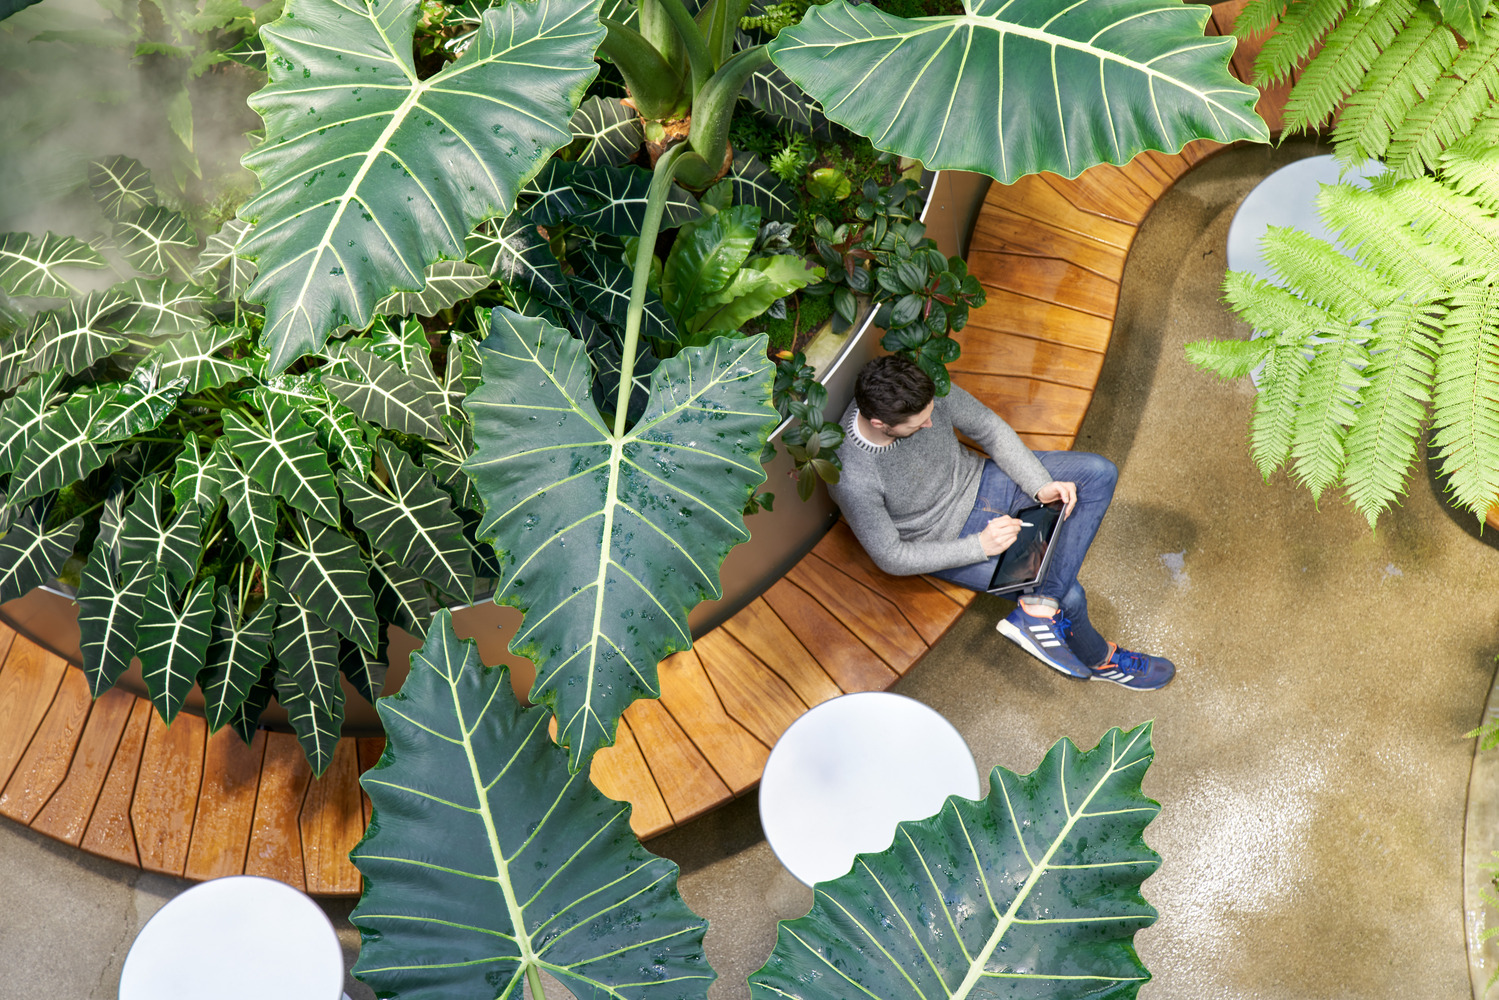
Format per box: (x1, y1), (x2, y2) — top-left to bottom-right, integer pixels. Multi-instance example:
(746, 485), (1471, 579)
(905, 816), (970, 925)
(1037, 480), (1077, 519)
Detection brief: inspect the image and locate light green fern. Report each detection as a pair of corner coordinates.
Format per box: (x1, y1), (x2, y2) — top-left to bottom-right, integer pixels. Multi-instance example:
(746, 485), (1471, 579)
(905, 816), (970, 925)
(1252, 0), (1355, 87)
(1279, 0), (1414, 135)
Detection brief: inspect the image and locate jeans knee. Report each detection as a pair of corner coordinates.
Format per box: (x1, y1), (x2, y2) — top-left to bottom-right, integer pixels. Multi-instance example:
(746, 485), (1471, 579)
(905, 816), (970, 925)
(1061, 582), (1088, 615)
(1078, 453), (1118, 489)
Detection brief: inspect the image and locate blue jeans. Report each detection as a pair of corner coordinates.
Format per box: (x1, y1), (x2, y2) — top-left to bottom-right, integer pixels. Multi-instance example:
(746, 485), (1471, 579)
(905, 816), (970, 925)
(931, 453), (1118, 668)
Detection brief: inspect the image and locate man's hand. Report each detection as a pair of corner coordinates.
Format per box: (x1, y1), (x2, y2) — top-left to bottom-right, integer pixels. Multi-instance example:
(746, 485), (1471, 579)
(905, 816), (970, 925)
(979, 516), (1024, 557)
(1037, 480), (1078, 519)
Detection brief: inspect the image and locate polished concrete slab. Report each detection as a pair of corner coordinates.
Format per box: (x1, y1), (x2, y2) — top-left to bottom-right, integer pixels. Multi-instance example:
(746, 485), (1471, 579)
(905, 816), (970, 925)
(4, 139), (1497, 999)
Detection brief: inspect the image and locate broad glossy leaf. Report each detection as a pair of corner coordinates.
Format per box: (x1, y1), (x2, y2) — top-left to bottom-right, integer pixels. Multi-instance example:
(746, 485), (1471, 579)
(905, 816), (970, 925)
(238, 0), (606, 373)
(577, 309), (655, 422)
(750, 724), (1161, 1000)
(730, 152), (798, 224)
(465, 214), (570, 308)
(350, 610), (714, 998)
(201, 588), (276, 733)
(306, 399), (373, 478)
(121, 478), (202, 591)
(663, 204), (759, 322)
(94, 364), (190, 443)
(358, 317), (445, 413)
(273, 600), (344, 774)
(111, 277), (212, 338)
(0, 366), (65, 476)
(572, 255), (679, 345)
(9, 390), (118, 507)
(373, 260), (491, 318)
(323, 343), (445, 441)
(571, 94), (645, 167)
(339, 628), (388, 704)
(526, 160), (702, 237)
(192, 218), (258, 299)
(222, 395), (342, 526)
(0, 232), (108, 298)
(24, 290), (131, 375)
(275, 513), (379, 652)
(77, 547), (153, 695)
(741, 62), (827, 133)
(88, 155), (156, 221)
(463, 309), (777, 767)
(115, 206), (197, 278)
(142, 325), (255, 393)
(370, 551), (432, 634)
(137, 573), (215, 723)
(690, 254), (823, 333)
(340, 439), (474, 601)
(226, 666), (277, 745)
(429, 416), (480, 512)
(171, 433), (224, 514)
(0, 508), (81, 603)
(767, 0), (1268, 183)
(214, 437), (280, 569)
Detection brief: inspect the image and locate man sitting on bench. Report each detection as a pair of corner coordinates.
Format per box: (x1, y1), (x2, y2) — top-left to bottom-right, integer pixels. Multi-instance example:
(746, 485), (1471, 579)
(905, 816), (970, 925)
(827, 355), (1175, 691)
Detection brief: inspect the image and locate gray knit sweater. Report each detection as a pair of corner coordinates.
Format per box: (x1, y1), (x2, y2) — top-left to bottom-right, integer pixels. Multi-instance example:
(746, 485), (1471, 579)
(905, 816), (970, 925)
(826, 387), (1052, 576)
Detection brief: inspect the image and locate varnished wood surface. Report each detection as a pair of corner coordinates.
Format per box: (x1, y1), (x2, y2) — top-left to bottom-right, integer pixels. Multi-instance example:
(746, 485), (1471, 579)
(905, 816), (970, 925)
(0, 0), (1285, 894)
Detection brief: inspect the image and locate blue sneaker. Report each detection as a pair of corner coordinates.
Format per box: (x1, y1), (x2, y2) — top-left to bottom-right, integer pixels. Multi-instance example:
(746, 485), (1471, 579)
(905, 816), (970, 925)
(997, 605), (1090, 679)
(1091, 644), (1176, 691)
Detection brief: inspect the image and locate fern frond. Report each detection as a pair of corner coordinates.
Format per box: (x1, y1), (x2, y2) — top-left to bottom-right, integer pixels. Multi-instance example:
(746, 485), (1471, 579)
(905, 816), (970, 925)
(1185, 335), (1275, 379)
(1237, 0), (1291, 40)
(1429, 281), (1499, 516)
(1331, 8), (1460, 164)
(1289, 319), (1371, 501)
(1258, 225), (1398, 318)
(1376, 175), (1499, 272)
(1439, 116), (1499, 210)
(1281, 0), (1416, 134)
(1386, 22), (1499, 177)
(1222, 267), (1338, 338)
(1251, 334), (1314, 478)
(1254, 0), (1354, 87)
(1341, 299), (1443, 525)
(1317, 181), (1466, 296)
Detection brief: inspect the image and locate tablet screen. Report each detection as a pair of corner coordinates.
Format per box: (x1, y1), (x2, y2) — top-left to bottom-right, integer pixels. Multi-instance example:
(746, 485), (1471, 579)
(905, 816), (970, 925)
(987, 502), (1064, 593)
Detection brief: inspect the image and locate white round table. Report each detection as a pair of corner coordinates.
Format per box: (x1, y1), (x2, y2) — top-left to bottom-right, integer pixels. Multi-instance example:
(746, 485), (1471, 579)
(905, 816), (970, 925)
(119, 875), (346, 1000)
(759, 691), (980, 886)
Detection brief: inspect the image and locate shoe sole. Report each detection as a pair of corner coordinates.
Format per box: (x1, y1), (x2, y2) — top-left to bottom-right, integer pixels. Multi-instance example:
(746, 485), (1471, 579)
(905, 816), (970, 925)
(1088, 673), (1173, 692)
(996, 619), (1090, 680)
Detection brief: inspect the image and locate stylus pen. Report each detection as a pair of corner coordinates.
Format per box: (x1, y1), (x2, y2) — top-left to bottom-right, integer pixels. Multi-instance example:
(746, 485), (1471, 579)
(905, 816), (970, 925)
(1020, 521), (1034, 527)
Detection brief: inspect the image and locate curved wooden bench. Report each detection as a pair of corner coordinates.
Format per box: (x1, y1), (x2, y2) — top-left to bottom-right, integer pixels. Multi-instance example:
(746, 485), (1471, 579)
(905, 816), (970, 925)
(0, 0), (1280, 895)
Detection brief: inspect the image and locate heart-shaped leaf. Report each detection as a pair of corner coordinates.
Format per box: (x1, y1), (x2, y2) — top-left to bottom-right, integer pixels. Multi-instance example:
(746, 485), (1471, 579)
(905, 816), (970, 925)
(526, 160), (702, 236)
(570, 94), (645, 166)
(170, 432), (225, 514)
(349, 610), (714, 998)
(323, 343), (446, 441)
(201, 586), (276, 732)
(465, 214), (570, 308)
(137, 573), (215, 724)
(111, 277), (212, 338)
(369, 551), (433, 634)
(339, 629), (388, 704)
(9, 389), (119, 507)
(237, 0), (606, 372)
(0, 507), (81, 603)
(94, 365), (191, 443)
(462, 308), (777, 768)
(730, 152), (798, 224)
(121, 477), (202, 591)
(88, 156), (156, 221)
(221, 394), (342, 527)
(115, 206), (197, 279)
(24, 289), (131, 376)
(275, 513), (379, 653)
(0, 366), (65, 476)
(749, 724), (1161, 1000)
(192, 218), (258, 299)
(273, 599), (344, 774)
(0, 232), (108, 298)
(373, 260), (492, 318)
(142, 325), (256, 393)
(213, 437), (280, 570)
(767, 0), (1268, 182)
(78, 547), (153, 696)
(741, 61), (827, 133)
(571, 254), (679, 345)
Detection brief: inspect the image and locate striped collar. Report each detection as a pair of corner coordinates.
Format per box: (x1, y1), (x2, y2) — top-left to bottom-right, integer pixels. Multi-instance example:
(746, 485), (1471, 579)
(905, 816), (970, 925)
(846, 407), (901, 453)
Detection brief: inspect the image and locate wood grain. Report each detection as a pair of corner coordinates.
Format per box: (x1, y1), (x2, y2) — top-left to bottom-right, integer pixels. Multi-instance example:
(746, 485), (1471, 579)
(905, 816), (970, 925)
(720, 598), (842, 708)
(784, 558), (927, 672)
(1045, 167), (1154, 225)
(958, 374), (1095, 439)
(0, 665), (92, 823)
(589, 716), (672, 838)
(949, 327), (1105, 392)
(761, 579), (896, 692)
(692, 628), (806, 750)
(622, 697), (729, 824)
(809, 524), (962, 645)
(184, 728), (266, 882)
(1117, 152), (1176, 199)
(985, 174), (1136, 249)
(81, 698), (153, 866)
(967, 211), (1128, 283)
(968, 253), (1122, 320)
(245, 731), (311, 891)
(0, 635), (67, 790)
(300, 738), (364, 895)
(1014, 432), (1078, 451)
(31, 686), (136, 845)
(656, 647), (767, 793)
(963, 288), (1114, 354)
(131, 710), (206, 876)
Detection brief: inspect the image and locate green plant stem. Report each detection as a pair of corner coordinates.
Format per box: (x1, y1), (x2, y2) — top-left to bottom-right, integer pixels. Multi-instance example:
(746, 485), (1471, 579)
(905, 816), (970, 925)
(678, 44), (771, 189)
(654, 0), (713, 98)
(615, 143), (697, 437)
(598, 19), (684, 119)
(526, 964), (546, 1000)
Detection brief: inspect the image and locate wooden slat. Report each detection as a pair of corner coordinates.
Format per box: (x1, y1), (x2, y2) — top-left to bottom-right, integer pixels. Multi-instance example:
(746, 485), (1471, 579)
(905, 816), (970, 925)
(245, 731), (311, 891)
(0, 666), (93, 823)
(761, 579), (897, 692)
(1178, 138), (1226, 168)
(131, 711), (207, 877)
(986, 174), (1137, 249)
(0, 635), (66, 791)
(656, 648), (767, 793)
(1044, 167), (1155, 225)
(31, 687), (136, 845)
(623, 697), (730, 824)
(923, 574), (982, 606)
(968, 211), (1128, 282)
(720, 598), (842, 709)
(1141, 149), (1194, 183)
(184, 728), (266, 882)
(81, 698), (153, 866)
(300, 738), (364, 895)
(1117, 153), (1174, 199)
(959, 374), (1096, 439)
(692, 628), (806, 750)
(949, 327), (1105, 392)
(1015, 432), (1078, 451)
(589, 716), (673, 838)
(964, 288), (1114, 354)
(969, 253), (1121, 320)
(1255, 78), (1293, 134)
(357, 737), (385, 828)
(809, 524), (963, 645)
(785, 557), (928, 672)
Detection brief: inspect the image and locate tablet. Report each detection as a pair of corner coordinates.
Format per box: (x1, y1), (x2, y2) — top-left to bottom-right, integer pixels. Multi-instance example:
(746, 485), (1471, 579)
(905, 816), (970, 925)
(985, 501), (1065, 595)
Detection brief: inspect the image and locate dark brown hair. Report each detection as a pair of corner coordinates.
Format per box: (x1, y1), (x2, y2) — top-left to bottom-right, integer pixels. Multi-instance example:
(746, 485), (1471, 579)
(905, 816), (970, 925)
(854, 355), (935, 425)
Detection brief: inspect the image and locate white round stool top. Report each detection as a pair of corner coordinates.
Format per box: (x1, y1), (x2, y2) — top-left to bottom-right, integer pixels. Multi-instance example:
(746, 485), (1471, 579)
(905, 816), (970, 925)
(1225, 153), (1383, 284)
(759, 691), (979, 886)
(119, 875), (345, 1000)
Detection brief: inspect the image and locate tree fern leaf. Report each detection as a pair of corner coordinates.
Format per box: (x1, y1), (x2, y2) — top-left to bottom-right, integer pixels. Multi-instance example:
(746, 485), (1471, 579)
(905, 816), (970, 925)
(1251, 335), (1313, 478)
(1222, 268), (1337, 340)
(1289, 319), (1371, 500)
(1429, 281), (1499, 516)
(1386, 22), (1499, 178)
(1332, 8), (1459, 164)
(1237, 0), (1291, 41)
(1341, 299), (1443, 526)
(1254, 0), (1353, 87)
(1376, 175), (1499, 272)
(1282, 0), (1416, 134)
(1438, 116), (1499, 209)
(1317, 182), (1466, 297)
(1258, 226), (1397, 318)
(1184, 335), (1274, 379)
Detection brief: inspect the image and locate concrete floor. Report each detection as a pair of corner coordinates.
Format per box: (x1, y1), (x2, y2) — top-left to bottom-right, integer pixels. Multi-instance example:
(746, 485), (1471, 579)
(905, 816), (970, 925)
(4, 139), (1498, 998)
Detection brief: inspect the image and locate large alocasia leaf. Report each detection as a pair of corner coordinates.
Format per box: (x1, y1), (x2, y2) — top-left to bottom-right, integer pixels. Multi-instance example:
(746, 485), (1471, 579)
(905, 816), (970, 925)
(8, 390), (118, 507)
(274, 595), (345, 773)
(0, 232), (107, 298)
(24, 289), (131, 376)
(372, 260), (491, 318)
(767, 0), (1268, 182)
(200, 587), (276, 732)
(237, 0), (606, 373)
(275, 513), (379, 653)
(323, 343), (445, 441)
(221, 395), (342, 527)
(77, 548), (153, 696)
(462, 308), (777, 768)
(0, 507), (81, 604)
(136, 574), (215, 724)
(350, 610), (714, 999)
(749, 724), (1161, 1000)
(88, 156), (156, 221)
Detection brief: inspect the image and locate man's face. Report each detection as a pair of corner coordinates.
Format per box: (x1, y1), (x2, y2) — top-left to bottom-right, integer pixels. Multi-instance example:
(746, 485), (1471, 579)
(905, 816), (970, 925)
(878, 400), (935, 438)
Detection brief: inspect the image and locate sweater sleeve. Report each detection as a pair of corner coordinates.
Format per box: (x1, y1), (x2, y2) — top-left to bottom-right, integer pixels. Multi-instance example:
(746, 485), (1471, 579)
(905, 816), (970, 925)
(828, 470), (987, 577)
(943, 386), (1052, 499)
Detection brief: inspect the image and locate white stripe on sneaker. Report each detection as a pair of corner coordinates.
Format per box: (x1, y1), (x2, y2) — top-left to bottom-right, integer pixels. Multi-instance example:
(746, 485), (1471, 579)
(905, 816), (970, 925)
(1041, 640), (1061, 647)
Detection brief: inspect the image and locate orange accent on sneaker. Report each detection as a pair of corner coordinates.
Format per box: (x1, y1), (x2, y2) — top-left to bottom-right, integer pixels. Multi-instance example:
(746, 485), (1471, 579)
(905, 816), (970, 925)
(1091, 642), (1118, 672)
